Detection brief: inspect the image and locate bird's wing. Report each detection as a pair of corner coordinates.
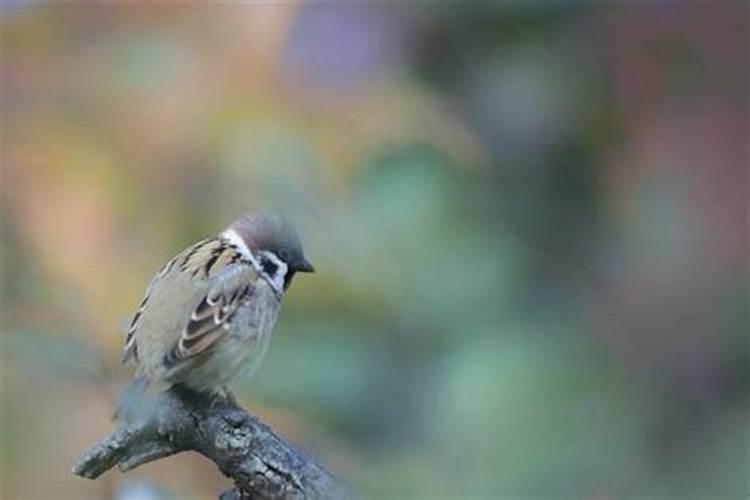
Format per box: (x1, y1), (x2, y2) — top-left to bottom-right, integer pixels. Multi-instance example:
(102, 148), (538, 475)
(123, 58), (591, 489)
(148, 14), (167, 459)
(163, 260), (259, 367)
(121, 240), (199, 364)
(122, 237), (252, 365)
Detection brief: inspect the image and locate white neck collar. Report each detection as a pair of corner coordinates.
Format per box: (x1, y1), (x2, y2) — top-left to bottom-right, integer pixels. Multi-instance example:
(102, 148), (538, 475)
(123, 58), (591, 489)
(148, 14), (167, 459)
(221, 229), (256, 263)
(220, 229), (285, 298)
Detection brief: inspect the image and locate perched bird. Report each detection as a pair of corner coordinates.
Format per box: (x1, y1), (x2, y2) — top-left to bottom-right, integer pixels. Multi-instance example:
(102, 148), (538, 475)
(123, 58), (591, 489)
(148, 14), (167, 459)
(120, 212), (314, 410)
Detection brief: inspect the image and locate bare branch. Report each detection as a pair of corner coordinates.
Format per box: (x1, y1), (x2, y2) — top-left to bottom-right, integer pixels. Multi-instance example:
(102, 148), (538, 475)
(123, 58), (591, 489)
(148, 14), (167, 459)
(73, 386), (352, 500)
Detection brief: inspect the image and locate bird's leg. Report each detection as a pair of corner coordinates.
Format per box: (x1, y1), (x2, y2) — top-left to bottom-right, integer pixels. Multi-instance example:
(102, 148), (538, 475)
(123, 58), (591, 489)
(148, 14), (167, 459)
(210, 386), (238, 409)
(221, 386), (238, 406)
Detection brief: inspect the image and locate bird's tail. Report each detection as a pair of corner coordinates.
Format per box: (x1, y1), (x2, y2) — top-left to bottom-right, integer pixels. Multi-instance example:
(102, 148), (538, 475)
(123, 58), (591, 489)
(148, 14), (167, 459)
(113, 375), (157, 421)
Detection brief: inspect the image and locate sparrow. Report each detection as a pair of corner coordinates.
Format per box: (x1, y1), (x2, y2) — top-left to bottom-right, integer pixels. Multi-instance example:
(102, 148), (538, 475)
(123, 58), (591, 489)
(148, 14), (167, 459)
(120, 212), (314, 409)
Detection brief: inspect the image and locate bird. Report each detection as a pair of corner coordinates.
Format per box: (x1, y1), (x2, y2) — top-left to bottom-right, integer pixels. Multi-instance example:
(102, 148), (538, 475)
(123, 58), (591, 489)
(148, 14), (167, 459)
(119, 211), (314, 414)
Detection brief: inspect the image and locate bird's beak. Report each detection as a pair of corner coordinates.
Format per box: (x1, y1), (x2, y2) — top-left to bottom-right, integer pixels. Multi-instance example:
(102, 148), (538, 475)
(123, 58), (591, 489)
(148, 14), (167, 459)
(294, 258), (315, 273)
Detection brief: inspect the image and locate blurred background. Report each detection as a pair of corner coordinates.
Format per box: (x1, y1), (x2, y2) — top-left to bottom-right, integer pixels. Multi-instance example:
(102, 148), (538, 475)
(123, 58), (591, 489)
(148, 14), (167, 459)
(1, 2), (747, 499)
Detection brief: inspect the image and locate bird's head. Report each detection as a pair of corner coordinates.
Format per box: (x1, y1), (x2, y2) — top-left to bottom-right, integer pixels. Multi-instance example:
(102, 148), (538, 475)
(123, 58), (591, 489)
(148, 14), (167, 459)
(223, 212), (314, 291)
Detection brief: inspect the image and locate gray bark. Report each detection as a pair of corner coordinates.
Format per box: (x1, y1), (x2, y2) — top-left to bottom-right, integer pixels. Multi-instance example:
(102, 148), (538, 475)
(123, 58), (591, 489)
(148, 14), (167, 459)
(72, 386), (352, 500)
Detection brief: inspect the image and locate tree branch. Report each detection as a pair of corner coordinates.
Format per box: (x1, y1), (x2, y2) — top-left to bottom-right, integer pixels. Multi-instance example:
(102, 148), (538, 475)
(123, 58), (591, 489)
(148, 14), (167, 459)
(73, 386), (352, 500)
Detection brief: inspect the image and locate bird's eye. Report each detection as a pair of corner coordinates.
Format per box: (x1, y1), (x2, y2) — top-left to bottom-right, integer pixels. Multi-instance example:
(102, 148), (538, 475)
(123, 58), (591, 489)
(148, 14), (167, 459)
(278, 249), (290, 263)
(261, 256), (278, 277)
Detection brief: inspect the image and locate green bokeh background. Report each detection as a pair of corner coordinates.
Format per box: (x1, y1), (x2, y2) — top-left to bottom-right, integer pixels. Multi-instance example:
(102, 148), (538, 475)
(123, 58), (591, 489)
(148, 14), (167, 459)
(1, 3), (747, 499)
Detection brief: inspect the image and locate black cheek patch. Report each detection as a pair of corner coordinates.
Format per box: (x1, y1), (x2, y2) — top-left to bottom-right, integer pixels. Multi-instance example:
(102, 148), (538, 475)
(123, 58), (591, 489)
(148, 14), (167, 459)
(261, 257), (279, 277)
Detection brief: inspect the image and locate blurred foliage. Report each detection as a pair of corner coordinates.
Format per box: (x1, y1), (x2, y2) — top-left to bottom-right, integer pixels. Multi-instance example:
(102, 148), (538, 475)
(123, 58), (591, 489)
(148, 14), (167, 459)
(1, 2), (747, 499)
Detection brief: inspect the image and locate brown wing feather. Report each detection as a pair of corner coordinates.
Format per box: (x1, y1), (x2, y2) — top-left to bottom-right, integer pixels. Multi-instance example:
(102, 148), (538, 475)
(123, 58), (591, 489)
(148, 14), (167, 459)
(163, 248), (256, 368)
(122, 248), (185, 364)
(123, 237), (252, 367)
